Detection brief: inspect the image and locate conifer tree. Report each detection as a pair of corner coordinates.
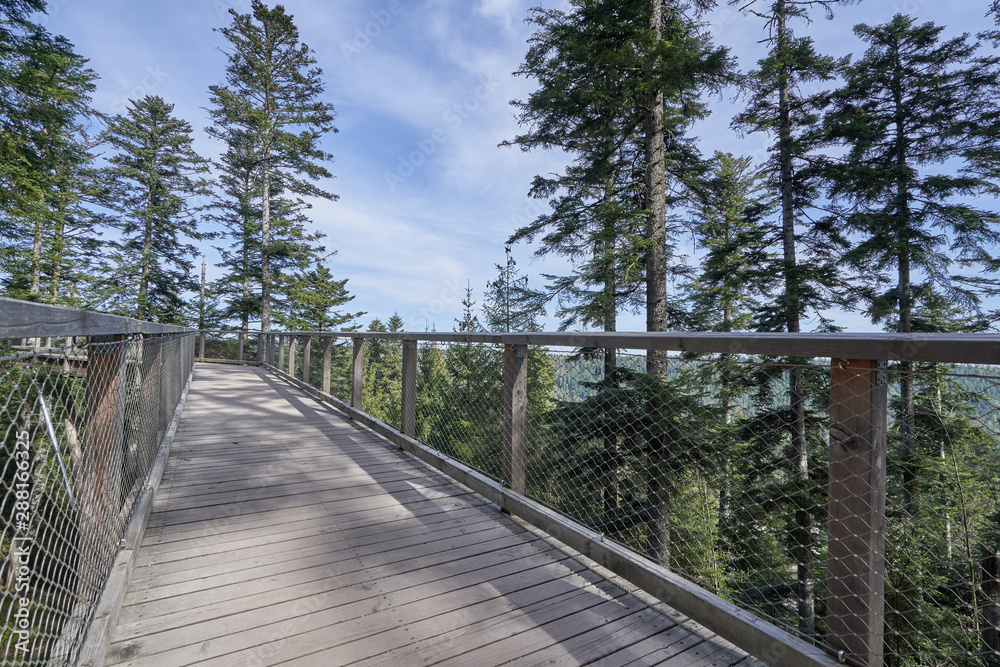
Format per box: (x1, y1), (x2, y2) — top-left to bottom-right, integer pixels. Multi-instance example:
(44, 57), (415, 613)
(209, 0), (337, 333)
(823, 15), (1000, 513)
(730, 0), (857, 634)
(0, 0), (100, 304)
(101, 95), (210, 323)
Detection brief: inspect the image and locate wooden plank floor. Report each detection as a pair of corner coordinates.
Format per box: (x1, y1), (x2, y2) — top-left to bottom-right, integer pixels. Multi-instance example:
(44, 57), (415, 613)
(104, 364), (759, 667)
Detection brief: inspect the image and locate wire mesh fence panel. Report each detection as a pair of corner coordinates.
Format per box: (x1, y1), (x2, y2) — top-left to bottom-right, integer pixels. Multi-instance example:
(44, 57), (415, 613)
(198, 331), (258, 362)
(415, 341), (503, 481)
(362, 338), (405, 432)
(260, 331), (1000, 666)
(0, 333), (194, 665)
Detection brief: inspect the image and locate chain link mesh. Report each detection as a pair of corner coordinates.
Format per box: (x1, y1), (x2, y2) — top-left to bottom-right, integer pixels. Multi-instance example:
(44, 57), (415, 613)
(0, 332), (194, 665)
(290, 337), (1000, 666)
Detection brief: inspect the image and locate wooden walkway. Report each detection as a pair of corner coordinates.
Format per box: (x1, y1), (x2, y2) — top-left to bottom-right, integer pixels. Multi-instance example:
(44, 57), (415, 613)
(104, 364), (759, 666)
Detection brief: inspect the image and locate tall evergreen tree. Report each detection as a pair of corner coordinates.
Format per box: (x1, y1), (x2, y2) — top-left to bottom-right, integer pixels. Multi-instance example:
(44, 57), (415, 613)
(0, 0), (100, 304)
(823, 15), (1000, 511)
(208, 0), (337, 333)
(730, 0), (857, 634)
(507, 0), (731, 566)
(101, 95), (210, 323)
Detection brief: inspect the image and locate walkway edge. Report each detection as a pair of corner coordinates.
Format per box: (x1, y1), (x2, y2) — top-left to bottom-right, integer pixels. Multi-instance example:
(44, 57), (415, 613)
(74, 370), (194, 667)
(263, 362), (842, 667)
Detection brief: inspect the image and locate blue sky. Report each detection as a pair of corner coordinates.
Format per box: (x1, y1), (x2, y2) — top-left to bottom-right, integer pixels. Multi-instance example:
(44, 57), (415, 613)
(38, 0), (998, 333)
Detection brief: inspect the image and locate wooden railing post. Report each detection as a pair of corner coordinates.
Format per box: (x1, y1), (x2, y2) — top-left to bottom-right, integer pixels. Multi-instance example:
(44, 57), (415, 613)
(322, 337), (333, 395)
(401, 339), (417, 437)
(502, 343), (528, 494)
(352, 338), (364, 409)
(288, 336), (296, 377)
(302, 336), (312, 384)
(277, 335), (285, 370)
(237, 331), (245, 362)
(198, 331), (205, 360)
(826, 358), (888, 667)
(80, 334), (127, 578)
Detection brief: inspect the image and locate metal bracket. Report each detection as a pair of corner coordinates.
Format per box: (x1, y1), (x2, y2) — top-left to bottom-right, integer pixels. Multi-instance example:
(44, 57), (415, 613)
(517, 346), (526, 358)
(876, 360), (888, 387)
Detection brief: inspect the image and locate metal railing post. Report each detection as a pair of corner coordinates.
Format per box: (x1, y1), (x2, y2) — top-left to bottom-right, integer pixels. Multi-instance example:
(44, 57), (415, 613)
(401, 339), (417, 437)
(826, 358), (888, 667)
(322, 337), (333, 394)
(352, 338), (364, 409)
(502, 343), (528, 494)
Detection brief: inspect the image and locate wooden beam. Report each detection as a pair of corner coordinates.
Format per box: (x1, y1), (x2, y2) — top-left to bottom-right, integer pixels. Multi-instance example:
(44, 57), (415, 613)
(401, 339), (417, 437)
(270, 330), (1000, 365)
(302, 336), (311, 385)
(826, 359), (888, 667)
(237, 331), (245, 362)
(503, 344), (528, 493)
(80, 335), (127, 591)
(287, 336), (296, 378)
(321, 337), (333, 395)
(0, 297), (188, 338)
(198, 331), (205, 360)
(352, 338), (364, 409)
(277, 335), (285, 371)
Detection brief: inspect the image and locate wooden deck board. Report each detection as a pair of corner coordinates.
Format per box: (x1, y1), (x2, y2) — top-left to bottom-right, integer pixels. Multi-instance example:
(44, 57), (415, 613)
(105, 363), (756, 666)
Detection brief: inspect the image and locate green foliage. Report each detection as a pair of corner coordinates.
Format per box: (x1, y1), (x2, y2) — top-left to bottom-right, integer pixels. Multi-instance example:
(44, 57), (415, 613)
(99, 96), (210, 323)
(208, 0), (338, 332)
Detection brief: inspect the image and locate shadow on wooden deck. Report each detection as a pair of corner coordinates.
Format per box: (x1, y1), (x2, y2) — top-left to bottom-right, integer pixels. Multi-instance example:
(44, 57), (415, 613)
(104, 364), (760, 666)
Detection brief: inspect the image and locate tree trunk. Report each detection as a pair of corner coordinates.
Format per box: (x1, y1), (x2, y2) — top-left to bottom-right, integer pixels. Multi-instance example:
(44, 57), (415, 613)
(138, 180), (154, 321)
(644, 0), (671, 567)
(260, 164), (271, 333)
(774, 1), (815, 635)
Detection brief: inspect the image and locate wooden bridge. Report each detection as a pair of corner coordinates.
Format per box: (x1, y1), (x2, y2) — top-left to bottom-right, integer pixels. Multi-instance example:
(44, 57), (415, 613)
(102, 363), (760, 666)
(9, 299), (1000, 667)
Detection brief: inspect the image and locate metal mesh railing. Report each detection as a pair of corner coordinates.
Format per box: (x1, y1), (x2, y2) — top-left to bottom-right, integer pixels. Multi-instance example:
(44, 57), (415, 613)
(196, 330), (259, 363)
(0, 332), (194, 665)
(277, 334), (1000, 667)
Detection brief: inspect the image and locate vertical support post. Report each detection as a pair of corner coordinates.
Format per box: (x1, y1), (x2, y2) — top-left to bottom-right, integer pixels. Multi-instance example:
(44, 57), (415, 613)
(352, 338), (364, 409)
(199, 331), (205, 360)
(277, 335), (285, 370)
(826, 358), (888, 667)
(502, 344), (528, 494)
(401, 339), (417, 437)
(302, 336), (312, 385)
(322, 337), (333, 395)
(80, 334), (127, 578)
(256, 333), (262, 363)
(237, 331), (245, 362)
(288, 336), (296, 378)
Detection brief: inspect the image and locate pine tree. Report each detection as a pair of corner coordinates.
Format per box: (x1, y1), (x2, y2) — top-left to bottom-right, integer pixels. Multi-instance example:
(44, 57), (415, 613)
(209, 0), (337, 334)
(822, 15), (1000, 514)
(101, 95), (210, 323)
(507, 0), (731, 566)
(0, 0), (101, 304)
(730, 0), (858, 634)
